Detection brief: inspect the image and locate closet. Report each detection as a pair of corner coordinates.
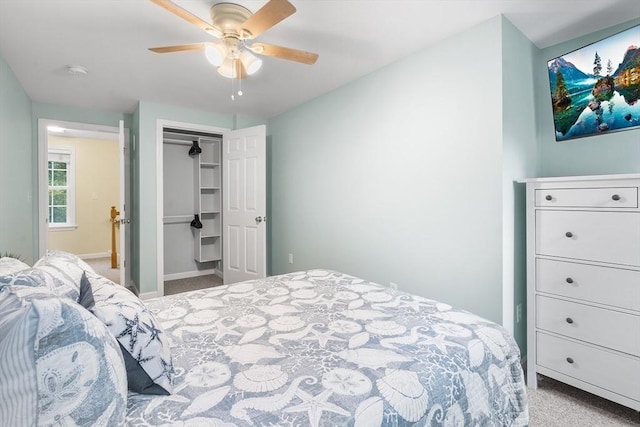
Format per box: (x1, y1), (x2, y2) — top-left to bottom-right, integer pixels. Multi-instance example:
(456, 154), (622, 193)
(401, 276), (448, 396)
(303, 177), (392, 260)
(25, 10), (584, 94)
(159, 123), (267, 290)
(163, 128), (223, 281)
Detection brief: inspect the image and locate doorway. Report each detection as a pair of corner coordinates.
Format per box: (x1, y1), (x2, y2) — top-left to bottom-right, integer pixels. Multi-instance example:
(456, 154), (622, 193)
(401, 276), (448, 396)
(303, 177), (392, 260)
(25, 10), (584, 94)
(155, 120), (267, 297)
(38, 119), (131, 289)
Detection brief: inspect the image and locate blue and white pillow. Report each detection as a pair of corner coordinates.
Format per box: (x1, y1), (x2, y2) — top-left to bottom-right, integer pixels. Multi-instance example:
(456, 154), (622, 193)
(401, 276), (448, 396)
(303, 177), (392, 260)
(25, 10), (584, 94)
(0, 257), (30, 276)
(0, 284), (128, 426)
(33, 250), (96, 301)
(0, 266), (79, 301)
(88, 271), (174, 395)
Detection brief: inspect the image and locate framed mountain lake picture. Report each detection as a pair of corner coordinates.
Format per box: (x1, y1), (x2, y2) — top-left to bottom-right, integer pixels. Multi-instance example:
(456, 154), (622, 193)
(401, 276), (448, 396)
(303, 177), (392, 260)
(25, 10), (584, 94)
(547, 24), (640, 141)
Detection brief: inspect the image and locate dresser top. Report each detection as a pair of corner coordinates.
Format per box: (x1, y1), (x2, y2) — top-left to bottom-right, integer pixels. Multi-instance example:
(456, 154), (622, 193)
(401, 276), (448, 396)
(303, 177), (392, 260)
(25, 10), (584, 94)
(517, 173), (640, 184)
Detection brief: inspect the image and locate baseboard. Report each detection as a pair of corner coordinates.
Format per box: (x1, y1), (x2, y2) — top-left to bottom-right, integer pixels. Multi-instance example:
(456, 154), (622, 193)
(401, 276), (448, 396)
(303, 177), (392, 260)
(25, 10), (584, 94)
(139, 291), (160, 300)
(164, 268), (218, 282)
(78, 252), (111, 260)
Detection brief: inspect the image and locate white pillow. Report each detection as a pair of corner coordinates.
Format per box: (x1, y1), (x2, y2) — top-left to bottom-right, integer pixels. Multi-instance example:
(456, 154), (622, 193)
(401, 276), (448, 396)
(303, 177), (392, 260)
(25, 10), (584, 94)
(0, 257), (30, 276)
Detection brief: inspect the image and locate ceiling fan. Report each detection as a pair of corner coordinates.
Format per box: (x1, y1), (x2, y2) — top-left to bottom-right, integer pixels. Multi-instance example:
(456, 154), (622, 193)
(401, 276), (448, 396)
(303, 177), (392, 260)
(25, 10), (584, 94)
(148, 0), (318, 82)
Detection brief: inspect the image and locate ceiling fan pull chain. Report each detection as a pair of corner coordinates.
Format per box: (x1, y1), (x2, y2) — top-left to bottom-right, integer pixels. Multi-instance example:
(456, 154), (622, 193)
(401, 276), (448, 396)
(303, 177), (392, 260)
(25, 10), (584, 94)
(237, 59), (243, 97)
(231, 60), (235, 100)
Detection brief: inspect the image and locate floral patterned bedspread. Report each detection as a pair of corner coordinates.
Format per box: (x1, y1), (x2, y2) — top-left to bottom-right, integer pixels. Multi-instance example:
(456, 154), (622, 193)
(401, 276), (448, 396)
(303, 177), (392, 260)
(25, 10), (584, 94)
(126, 270), (528, 426)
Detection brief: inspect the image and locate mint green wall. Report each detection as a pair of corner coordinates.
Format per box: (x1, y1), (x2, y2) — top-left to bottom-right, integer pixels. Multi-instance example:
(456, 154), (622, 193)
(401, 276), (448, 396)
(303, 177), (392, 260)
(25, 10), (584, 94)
(268, 17), (511, 324)
(0, 55), (33, 262)
(501, 17), (538, 352)
(135, 101), (266, 294)
(536, 19), (640, 177)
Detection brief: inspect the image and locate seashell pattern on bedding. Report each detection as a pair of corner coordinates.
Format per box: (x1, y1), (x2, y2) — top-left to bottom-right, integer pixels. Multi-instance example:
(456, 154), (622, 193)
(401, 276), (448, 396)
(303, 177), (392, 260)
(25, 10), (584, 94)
(126, 270), (528, 426)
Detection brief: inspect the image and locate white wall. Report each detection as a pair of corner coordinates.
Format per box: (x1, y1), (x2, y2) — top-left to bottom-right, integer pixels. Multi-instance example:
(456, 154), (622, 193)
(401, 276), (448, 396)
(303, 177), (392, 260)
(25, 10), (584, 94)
(268, 17), (510, 323)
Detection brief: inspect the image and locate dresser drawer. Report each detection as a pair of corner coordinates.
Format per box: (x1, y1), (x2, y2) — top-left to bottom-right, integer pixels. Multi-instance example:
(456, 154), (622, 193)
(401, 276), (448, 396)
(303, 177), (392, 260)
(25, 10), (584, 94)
(537, 332), (640, 401)
(536, 210), (640, 266)
(536, 295), (640, 355)
(535, 187), (638, 208)
(536, 259), (640, 312)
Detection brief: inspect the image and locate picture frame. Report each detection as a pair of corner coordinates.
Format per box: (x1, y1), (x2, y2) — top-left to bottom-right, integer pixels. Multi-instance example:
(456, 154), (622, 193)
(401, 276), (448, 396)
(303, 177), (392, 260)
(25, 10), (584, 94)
(547, 25), (640, 142)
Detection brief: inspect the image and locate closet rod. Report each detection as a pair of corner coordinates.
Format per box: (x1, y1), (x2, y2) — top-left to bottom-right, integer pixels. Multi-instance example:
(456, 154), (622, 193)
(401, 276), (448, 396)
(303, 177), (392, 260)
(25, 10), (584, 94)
(163, 138), (194, 146)
(164, 127), (222, 138)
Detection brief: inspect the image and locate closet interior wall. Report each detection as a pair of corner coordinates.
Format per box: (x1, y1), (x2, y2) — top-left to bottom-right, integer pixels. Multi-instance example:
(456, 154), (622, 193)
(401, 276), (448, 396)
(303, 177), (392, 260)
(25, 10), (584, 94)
(162, 129), (223, 281)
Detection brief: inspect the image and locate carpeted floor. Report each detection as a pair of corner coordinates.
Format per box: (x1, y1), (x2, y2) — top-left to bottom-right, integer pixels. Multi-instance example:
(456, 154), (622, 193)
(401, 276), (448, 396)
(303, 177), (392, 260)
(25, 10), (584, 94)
(164, 274), (223, 296)
(527, 375), (639, 426)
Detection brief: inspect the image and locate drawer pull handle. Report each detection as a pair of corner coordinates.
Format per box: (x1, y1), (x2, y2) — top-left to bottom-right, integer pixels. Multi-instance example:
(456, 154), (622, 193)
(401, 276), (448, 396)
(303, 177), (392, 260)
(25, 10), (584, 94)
(611, 194), (620, 201)
(565, 277), (574, 284)
(566, 317), (574, 324)
(545, 195), (552, 201)
(566, 357), (574, 364)
(565, 232), (573, 238)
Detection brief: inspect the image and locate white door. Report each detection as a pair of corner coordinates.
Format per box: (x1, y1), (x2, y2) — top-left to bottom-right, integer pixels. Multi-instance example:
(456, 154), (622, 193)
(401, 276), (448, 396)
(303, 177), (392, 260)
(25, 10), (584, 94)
(118, 120), (131, 287)
(223, 125), (266, 284)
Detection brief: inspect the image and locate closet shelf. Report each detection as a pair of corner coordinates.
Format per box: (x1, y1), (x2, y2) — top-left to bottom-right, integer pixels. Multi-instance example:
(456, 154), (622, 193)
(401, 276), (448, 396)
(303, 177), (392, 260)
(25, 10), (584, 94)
(201, 234), (221, 239)
(193, 137), (222, 265)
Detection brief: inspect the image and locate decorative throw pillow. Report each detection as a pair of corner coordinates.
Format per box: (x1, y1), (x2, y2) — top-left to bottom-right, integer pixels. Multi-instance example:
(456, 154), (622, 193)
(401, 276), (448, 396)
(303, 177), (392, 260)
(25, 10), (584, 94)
(0, 267), (78, 301)
(0, 257), (30, 276)
(43, 249), (96, 274)
(87, 271), (174, 395)
(78, 271), (96, 312)
(0, 284), (128, 426)
(33, 251), (95, 301)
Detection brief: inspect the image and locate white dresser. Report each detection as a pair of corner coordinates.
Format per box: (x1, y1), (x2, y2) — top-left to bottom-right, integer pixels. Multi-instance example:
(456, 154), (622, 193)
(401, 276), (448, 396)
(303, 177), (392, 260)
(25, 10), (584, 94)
(522, 174), (640, 411)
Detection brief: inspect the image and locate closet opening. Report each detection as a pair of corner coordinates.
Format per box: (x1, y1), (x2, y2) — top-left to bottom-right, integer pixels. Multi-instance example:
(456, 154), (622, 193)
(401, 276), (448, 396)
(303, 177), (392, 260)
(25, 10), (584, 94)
(162, 127), (224, 295)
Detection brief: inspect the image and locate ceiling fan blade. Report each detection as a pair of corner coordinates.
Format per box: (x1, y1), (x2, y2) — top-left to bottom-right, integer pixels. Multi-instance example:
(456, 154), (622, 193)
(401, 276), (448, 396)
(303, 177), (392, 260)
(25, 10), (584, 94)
(149, 43), (212, 53)
(149, 0), (221, 38)
(250, 43), (318, 65)
(241, 0), (296, 39)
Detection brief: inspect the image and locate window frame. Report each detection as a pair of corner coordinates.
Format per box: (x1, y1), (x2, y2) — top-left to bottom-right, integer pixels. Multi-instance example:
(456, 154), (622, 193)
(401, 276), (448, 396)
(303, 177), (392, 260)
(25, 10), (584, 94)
(47, 146), (77, 231)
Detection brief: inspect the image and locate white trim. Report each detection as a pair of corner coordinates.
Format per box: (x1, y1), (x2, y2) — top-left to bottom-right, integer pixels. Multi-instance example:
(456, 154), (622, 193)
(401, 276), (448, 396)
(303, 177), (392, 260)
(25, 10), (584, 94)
(164, 268), (218, 282)
(155, 119), (229, 298)
(48, 225), (78, 231)
(78, 252), (111, 260)
(517, 173), (640, 184)
(139, 291), (160, 301)
(47, 146), (76, 228)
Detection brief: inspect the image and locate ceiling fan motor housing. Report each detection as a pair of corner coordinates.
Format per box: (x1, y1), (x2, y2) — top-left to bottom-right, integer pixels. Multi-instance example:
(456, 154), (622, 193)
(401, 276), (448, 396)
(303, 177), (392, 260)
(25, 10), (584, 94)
(210, 3), (253, 38)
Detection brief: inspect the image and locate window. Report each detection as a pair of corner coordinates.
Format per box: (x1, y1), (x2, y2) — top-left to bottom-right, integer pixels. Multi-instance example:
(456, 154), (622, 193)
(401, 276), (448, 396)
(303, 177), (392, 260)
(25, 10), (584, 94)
(48, 148), (76, 229)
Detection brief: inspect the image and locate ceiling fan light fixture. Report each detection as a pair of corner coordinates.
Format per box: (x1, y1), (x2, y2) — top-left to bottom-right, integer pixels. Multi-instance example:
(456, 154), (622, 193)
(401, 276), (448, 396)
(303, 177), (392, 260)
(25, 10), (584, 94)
(204, 44), (225, 66)
(240, 50), (262, 75)
(217, 57), (237, 78)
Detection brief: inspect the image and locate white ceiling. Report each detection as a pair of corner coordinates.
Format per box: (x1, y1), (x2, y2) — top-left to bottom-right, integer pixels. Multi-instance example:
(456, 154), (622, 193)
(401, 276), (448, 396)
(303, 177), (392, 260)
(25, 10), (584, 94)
(0, 0), (638, 119)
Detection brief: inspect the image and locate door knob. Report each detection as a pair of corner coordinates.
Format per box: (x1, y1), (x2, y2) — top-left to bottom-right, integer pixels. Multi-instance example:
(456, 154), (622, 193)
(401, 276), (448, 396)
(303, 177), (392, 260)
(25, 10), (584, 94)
(255, 216), (263, 223)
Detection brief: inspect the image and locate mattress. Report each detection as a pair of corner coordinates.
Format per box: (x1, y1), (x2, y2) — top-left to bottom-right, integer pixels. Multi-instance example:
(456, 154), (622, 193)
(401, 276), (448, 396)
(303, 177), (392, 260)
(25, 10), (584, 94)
(126, 270), (528, 426)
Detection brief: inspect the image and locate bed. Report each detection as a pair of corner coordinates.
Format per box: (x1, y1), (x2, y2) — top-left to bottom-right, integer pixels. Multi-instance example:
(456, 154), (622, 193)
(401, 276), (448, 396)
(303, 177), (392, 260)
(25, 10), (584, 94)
(0, 254), (528, 426)
(127, 269), (528, 426)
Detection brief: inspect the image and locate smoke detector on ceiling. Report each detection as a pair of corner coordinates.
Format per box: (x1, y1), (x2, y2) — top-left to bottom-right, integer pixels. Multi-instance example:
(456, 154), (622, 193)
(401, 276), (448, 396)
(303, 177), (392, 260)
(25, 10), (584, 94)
(67, 65), (88, 75)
